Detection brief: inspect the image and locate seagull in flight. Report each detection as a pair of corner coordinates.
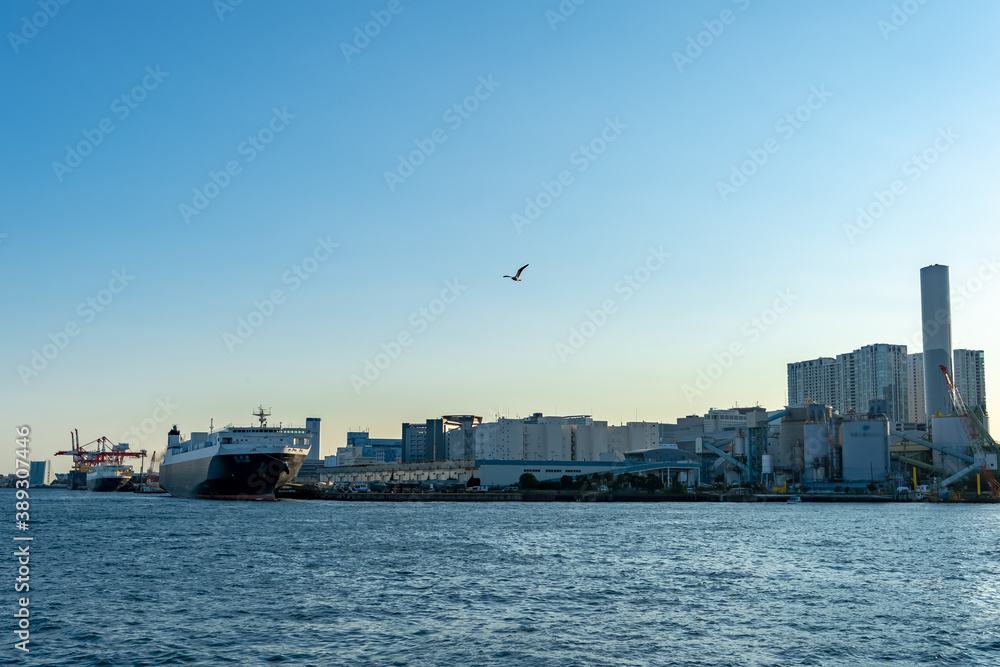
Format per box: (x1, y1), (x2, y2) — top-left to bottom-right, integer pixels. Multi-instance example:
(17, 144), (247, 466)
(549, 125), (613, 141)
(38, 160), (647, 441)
(503, 264), (529, 282)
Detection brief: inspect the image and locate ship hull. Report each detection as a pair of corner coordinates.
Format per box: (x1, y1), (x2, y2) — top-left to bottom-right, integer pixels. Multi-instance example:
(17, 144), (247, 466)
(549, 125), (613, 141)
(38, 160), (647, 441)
(68, 471), (88, 490)
(86, 475), (130, 492)
(159, 452), (305, 500)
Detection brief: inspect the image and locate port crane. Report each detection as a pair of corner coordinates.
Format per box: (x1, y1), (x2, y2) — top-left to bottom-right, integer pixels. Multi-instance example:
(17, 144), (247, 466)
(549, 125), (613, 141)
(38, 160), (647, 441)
(55, 429), (147, 488)
(939, 365), (999, 495)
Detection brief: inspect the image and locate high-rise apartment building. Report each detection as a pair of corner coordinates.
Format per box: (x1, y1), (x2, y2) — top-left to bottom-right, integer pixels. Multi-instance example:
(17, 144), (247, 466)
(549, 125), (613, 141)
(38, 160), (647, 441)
(906, 349), (985, 421)
(787, 344), (909, 423)
(787, 358), (839, 409)
(906, 353), (925, 423)
(839, 344), (909, 423)
(952, 349), (986, 411)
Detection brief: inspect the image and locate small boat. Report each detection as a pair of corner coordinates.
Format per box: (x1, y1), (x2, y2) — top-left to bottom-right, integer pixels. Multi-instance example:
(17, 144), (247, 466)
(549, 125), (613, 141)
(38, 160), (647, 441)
(786, 495), (802, 503)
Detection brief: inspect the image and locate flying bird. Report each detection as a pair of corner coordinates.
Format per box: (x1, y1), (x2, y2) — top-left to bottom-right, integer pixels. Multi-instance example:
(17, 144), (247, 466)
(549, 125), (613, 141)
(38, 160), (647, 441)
(503, 264), (529, 282)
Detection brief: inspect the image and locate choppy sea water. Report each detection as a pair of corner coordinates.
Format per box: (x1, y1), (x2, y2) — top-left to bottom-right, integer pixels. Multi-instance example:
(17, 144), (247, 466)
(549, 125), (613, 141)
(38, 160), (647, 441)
(3, 489), (1000, 666)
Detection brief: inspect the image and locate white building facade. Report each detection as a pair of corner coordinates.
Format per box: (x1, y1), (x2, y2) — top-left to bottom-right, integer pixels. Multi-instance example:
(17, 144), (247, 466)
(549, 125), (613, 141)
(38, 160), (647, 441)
(953, 349), (986, 411)
(787, 344), (909, 424)
(445, 415), (615, 461)
(907, 352), (926, 423)
(907, 349), (985, 421)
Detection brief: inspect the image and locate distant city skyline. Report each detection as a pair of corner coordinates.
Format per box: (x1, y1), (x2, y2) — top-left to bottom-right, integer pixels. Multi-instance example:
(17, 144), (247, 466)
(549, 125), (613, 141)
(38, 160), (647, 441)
(3, 2), (998, 471)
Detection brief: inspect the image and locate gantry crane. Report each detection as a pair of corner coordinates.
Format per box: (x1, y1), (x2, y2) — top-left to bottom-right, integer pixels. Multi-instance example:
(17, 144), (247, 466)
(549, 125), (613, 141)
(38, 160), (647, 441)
(55, 430), (146, 490)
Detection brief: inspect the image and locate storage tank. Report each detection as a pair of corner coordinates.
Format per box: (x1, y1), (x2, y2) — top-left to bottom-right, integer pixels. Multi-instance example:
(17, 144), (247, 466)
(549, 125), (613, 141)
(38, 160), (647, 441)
(841, 419), (890, 481)
(761, 454), (774, 474)
(734, 436), (746, 456)
(803, 422), (830, 480)
(929, 415), (974, 475)
(776, 410), (805, 471)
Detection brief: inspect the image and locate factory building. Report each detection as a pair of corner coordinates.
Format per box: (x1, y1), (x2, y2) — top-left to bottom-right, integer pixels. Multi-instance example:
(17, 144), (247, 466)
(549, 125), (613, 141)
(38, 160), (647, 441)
(770, 404), (833, 484)
(443, 414), (614, 462)
(607, 422), (659, 455)
(524, 415), (572, 460)
(692, 402), (896, 488)
(333, 432), (403, 466)
(840, 420), (890, 482)
(928, 415), (978, 476)
(659, 415), (704, 443)
(702, 406), (767, 433)
(403, 415), (482, 463)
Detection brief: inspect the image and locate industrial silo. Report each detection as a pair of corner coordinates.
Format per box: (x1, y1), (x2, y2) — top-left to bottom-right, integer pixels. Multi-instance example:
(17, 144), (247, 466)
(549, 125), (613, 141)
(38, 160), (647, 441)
(803, 422), (831, 482)
(841, 419), (890, 482)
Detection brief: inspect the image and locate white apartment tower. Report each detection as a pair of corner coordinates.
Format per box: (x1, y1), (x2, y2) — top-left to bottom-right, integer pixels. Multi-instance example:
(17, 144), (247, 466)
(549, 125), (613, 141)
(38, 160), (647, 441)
(907, 353), (926, 423)
(953, 349), (986, 411)
(787, 344), (909, 423)
(906, 349), (985, 422)
(787, 358), (839, 408)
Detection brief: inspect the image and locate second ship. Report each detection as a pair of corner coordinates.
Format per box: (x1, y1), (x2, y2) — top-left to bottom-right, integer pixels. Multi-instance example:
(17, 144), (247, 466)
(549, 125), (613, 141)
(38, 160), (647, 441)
(159, 407), (310, 500)
(86, 461), (134, 492)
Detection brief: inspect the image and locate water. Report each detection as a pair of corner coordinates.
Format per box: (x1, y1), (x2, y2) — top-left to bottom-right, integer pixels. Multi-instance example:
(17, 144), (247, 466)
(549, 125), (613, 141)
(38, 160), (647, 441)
(4, 489), (1000, 666)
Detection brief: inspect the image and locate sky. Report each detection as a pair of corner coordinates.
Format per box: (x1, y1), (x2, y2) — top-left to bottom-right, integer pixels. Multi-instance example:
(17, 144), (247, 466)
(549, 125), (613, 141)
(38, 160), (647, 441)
(2, 0), (998, 470)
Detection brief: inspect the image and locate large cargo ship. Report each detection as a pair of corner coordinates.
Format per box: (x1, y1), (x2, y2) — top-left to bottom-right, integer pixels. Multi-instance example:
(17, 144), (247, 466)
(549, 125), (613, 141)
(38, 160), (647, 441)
(159, 407), (310, 500)
(86, 463), (133, 492)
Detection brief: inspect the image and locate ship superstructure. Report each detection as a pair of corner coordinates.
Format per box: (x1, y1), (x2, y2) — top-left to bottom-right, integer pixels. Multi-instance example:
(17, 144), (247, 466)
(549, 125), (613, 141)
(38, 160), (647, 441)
(159, 407), (310, 500)
(86, 460), (134, 492)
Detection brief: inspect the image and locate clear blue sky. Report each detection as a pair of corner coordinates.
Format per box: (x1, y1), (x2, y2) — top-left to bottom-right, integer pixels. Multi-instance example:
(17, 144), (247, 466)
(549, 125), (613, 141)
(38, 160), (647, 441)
(3, 1), (998, 469)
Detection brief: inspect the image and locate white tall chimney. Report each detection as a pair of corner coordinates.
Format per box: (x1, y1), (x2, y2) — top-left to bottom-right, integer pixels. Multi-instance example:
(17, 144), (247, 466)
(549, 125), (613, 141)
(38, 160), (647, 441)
(920, 264), (953, 422)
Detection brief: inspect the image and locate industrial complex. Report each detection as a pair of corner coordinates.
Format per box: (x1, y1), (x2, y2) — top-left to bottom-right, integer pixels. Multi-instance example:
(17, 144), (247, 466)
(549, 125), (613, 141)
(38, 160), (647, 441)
(283, 264), (996, 499)
(12, 264), (995, 500)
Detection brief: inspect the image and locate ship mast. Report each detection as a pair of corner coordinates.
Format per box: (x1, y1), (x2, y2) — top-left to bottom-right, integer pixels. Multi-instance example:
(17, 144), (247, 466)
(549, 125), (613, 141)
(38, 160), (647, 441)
(253, 405), (271, 427)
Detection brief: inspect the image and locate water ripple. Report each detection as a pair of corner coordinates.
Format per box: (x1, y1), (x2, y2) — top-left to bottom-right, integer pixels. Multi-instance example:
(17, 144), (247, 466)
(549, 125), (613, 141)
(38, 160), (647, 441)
(4, 491), (1000, 666)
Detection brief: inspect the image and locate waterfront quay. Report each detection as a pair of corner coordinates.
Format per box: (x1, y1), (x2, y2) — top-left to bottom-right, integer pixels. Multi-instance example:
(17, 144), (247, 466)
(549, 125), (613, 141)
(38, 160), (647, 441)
(278, 484), (996, 503)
